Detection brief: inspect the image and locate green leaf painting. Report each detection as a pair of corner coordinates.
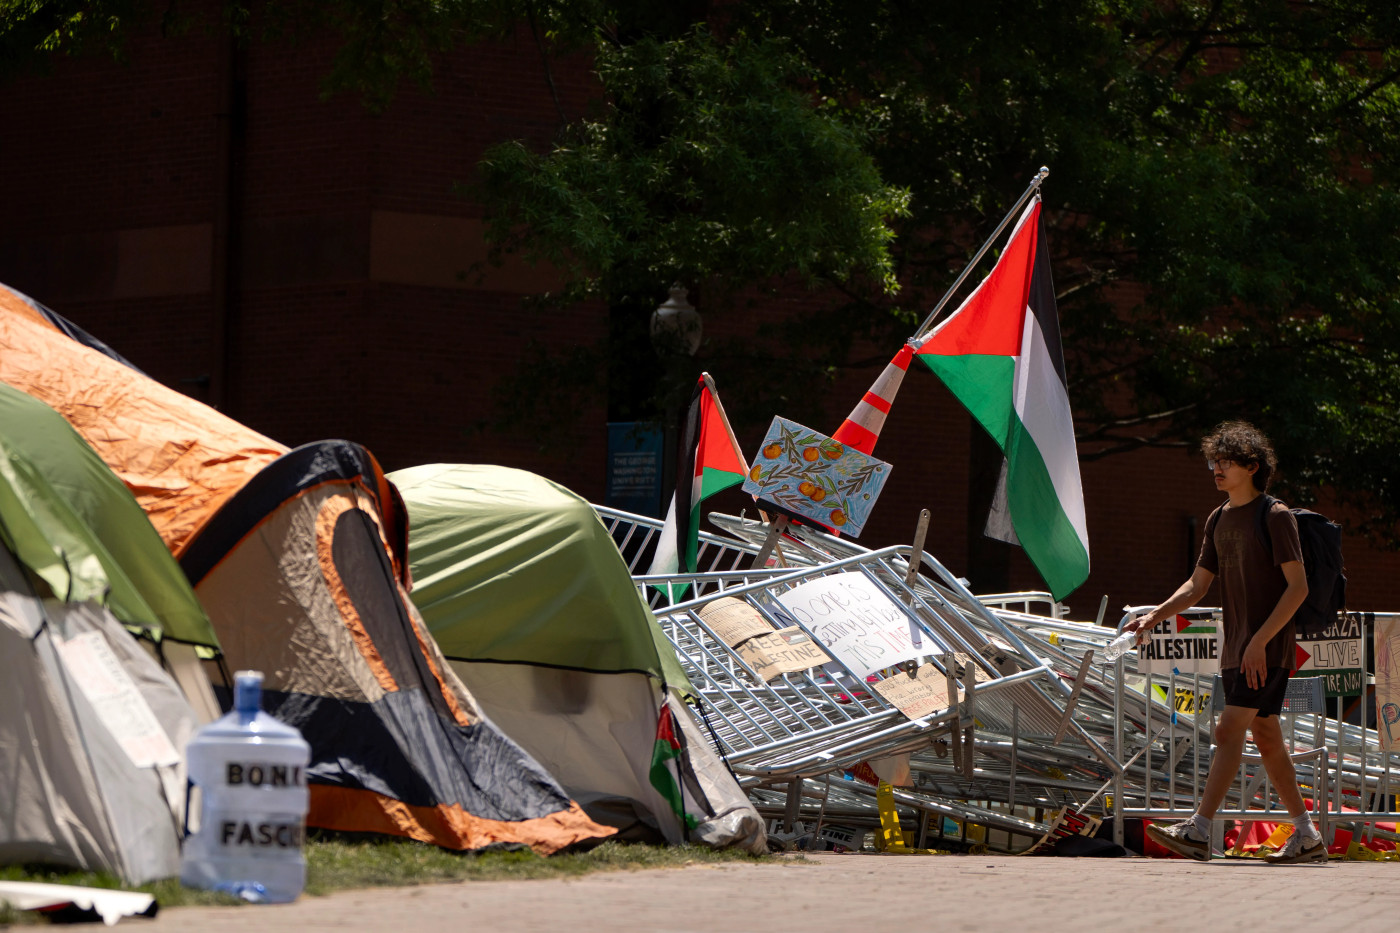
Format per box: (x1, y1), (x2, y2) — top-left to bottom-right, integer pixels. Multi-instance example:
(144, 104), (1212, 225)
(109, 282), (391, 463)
(741, 417), (890, 536)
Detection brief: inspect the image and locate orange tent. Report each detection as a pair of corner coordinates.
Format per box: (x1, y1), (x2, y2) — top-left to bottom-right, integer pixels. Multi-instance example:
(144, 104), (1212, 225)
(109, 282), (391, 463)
(0, 282), (612, 854)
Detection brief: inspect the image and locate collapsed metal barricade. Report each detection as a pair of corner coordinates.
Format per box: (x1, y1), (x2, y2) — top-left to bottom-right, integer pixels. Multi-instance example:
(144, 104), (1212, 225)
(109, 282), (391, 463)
(593, 504), (1127, 849)
(638, 529), (1135, 849)
(597, 503), (1400, 854)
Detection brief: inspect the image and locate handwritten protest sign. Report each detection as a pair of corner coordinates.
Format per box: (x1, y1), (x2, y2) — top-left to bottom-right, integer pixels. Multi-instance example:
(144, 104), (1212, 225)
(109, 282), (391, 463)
(735, 627), (832, 682)
(1376, 615), (1400, 751)
(775, 572), (934, 680)
(1296, 612), (1365, 697)
(54, 631), (180, 769)
(697, 596), (774, 647)
(873, 664), (953, 720)
(741, 417), (891, 536)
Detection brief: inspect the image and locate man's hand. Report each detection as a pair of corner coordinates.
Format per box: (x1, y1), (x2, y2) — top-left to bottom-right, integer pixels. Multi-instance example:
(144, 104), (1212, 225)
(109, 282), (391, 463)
(1241, 637), (1268, 690)
(1126, 611), (1158, 644)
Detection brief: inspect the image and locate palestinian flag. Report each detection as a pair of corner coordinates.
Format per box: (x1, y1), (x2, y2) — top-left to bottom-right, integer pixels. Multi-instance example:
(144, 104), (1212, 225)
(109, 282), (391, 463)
(648, 703), (698, 832)
(915, 199), (1089, 600)
(646, 374), (748, 600)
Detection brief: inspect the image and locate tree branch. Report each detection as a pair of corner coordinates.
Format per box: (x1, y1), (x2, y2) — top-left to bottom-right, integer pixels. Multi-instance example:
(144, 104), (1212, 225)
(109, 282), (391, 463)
(526, 2), (567, 126)
(1170, 0), (1224, 75)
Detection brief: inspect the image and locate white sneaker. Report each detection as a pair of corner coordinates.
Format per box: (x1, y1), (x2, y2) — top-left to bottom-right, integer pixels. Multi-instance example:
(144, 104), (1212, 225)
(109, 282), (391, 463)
(1146, 819), (1210, 861)
(1263, 828), (1326, 864)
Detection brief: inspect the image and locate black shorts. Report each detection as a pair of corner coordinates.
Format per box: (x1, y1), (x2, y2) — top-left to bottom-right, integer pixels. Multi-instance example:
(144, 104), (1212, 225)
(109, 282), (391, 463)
(1220, 667), (1291, 717)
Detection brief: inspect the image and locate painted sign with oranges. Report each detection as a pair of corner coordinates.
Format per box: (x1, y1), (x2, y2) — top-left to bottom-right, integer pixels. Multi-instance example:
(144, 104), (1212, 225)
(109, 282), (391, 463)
(741, 417), (891, 536)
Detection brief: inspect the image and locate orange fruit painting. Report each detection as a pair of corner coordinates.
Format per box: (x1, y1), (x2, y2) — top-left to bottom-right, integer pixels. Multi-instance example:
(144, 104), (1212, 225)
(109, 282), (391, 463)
(738, 416), (891, 538)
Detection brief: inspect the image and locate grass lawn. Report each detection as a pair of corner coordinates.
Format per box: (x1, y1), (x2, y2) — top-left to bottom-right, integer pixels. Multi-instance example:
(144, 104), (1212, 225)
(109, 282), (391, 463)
(1, 835), (778, 923)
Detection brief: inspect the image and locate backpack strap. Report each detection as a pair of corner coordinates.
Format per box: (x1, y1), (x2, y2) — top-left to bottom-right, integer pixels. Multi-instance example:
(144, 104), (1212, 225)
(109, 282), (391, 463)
(1255, 493), (1277, 552)
(1204, 502), (1226, 540)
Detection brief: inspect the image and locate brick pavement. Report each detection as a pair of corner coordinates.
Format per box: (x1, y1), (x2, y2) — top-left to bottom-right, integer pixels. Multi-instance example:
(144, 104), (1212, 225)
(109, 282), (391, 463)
(143, 852), (1395, 933)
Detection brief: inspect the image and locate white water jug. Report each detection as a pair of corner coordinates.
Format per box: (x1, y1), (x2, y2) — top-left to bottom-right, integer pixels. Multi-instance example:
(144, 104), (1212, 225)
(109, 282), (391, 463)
(180, 671), (310, 903)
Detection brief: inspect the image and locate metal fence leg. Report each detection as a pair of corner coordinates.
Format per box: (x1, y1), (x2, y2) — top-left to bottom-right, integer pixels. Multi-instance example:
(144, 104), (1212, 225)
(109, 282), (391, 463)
(785, 778), (804, 833)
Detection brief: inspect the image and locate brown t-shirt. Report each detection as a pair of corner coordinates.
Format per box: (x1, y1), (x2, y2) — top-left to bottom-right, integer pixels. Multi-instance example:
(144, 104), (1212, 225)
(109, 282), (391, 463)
(1197, 496), (1304, 670)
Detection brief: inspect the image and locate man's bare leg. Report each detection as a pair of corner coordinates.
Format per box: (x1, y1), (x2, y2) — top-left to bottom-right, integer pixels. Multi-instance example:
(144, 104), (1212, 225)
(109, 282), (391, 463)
(1250, 714), (1308, 817)
(1146, 705), (1258, 860)
(1196, 705), (1258, 819)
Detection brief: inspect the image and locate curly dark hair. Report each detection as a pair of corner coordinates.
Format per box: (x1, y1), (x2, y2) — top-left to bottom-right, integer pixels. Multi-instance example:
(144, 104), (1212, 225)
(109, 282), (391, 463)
(1201, 421), (1277, 491)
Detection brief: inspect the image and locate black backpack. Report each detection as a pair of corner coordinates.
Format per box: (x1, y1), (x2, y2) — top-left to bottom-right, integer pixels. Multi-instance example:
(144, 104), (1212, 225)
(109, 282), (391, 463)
(1206, 495), (1347, 638)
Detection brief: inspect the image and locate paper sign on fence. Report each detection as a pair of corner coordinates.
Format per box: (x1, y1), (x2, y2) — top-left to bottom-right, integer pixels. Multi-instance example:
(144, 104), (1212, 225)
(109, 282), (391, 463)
(1137, 611), (1221, 676)
(735, 627), (832, 682)
(775, 572), (934, 681)
(697, 596), (775, 647)
(1376, 616), (1400, 751)
(1296, 612), (1365, 698)
(741, 417), (891, 536)
(873, 664), (953, 720)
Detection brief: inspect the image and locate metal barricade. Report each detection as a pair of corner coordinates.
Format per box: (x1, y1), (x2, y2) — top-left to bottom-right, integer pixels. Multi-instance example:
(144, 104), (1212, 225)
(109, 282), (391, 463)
(1108, 609), (1400, 851)
(647, 542), (1138, 847)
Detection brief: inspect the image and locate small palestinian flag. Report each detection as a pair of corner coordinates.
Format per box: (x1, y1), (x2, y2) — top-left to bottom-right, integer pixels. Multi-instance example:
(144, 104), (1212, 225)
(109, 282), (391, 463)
(649, 703), (698, 831)
(915, 198), (1089, 600)
(646, 374), (747, 601)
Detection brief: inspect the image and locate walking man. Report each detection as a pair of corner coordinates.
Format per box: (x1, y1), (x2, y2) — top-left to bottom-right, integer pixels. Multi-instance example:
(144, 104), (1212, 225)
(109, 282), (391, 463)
(1127, 421), (1324, 864)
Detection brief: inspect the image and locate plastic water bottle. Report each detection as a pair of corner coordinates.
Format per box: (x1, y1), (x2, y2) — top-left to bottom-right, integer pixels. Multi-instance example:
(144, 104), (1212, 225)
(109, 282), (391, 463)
(1102, 629), (1139, 662)
(180, 671), (311, 903)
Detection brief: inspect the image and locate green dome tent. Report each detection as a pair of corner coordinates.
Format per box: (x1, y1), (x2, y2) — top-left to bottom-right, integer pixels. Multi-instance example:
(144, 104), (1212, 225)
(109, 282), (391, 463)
(0, 382), (204, 882)
(392, 463), (765, 852)
(0, 381), (218, 651)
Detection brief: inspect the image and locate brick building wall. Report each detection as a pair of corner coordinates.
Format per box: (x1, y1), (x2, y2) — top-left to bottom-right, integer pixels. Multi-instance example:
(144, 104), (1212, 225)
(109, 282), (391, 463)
(2, 21), (1398, 621)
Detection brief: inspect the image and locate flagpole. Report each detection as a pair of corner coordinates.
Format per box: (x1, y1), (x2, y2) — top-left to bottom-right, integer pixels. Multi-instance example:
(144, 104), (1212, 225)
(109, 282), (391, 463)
(700, 372), (747, 469)
(911, 166), (1050, 340)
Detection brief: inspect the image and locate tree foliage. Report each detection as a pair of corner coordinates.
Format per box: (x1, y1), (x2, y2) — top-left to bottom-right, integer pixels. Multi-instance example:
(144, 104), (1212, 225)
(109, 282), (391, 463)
(735, 0), (1400, 538)
(6, 0), (1400, 537)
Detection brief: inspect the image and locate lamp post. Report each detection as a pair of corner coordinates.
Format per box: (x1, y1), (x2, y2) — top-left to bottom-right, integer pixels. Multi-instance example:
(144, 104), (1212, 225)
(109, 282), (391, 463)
(647, 284), (702, 523)
(649, 284), (702, 357)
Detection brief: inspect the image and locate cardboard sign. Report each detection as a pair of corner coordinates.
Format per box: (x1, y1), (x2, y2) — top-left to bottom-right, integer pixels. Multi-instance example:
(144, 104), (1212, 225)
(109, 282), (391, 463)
(1138, 612), (1221, 676)
(741, 417), (891, 536)
(735, 627), (832, 682)
(54, 631), (180, 769)
(1296, 612), (1365, 698)
(1376, 616), (1400, 751)
(873, 664), (954, 720)
(697, 597), (774, 647)
(776, 572), (933, 680)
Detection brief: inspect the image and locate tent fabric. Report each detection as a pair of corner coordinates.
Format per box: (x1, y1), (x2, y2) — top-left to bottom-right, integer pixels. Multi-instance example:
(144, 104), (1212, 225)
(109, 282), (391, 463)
(1, 282), (613, 854)
(0, 282), (286, 556)
(393, 464), (765, 852)
(390, 463), (689, 691)
(188, 443), (615, 854)
(0, 382), (217, 648)
(0, 509), (198, 885)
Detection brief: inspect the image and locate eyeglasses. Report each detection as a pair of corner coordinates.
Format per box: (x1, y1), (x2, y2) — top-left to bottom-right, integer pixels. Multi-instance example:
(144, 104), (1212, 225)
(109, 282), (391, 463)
(1206, 459), (1239, 471)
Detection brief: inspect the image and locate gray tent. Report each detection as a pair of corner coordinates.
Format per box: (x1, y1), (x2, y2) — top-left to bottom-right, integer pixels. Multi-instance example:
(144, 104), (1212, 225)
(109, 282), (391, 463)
(0, 385), (199, 883)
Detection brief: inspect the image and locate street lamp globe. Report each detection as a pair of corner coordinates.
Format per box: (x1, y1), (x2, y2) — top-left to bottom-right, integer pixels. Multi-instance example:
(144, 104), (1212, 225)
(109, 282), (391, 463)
(650, 284), (702, 356)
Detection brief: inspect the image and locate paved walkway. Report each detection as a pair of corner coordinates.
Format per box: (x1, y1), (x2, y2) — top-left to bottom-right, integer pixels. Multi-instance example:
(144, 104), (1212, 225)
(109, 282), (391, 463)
(143, 852), (1395, 932)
